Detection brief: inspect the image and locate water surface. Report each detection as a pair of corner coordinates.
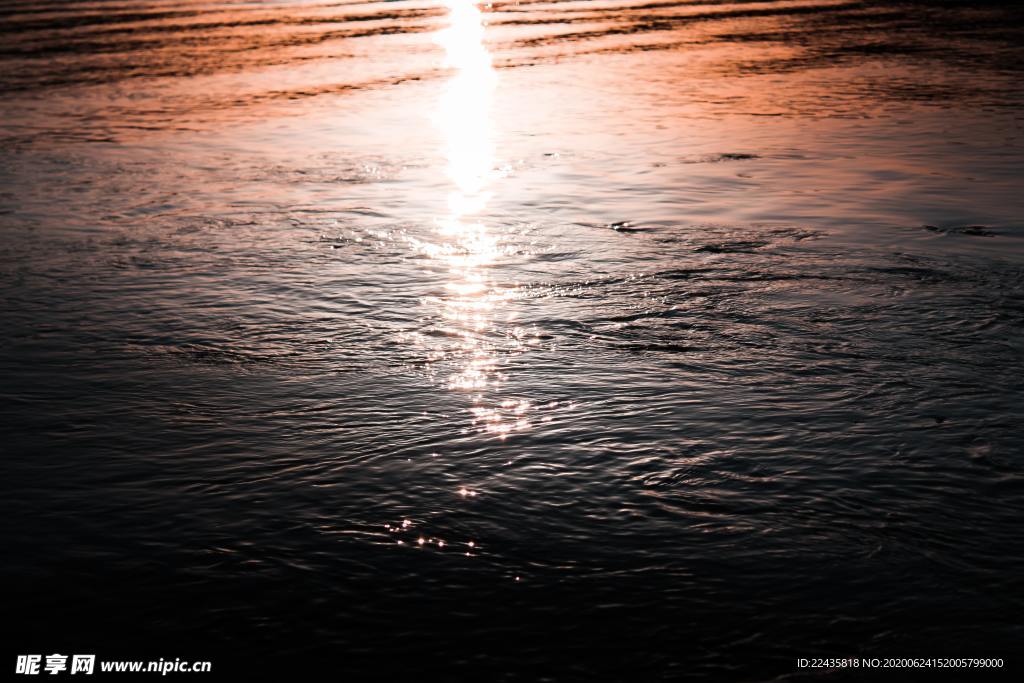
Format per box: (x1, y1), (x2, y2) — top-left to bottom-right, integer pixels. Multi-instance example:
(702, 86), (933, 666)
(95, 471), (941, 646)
(2, 0), (1023, 679)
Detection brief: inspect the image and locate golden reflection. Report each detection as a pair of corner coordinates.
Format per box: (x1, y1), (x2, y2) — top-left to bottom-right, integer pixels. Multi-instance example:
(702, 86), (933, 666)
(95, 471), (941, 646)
(436, 0), (497, 218)
(430, 0), (528, 441)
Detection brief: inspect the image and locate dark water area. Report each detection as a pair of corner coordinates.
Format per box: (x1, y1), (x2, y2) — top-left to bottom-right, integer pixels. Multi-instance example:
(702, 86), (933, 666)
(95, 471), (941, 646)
(2, 0), (1023, 679)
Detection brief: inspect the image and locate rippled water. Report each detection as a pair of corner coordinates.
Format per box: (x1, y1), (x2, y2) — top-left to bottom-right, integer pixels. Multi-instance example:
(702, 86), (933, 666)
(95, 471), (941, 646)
(3, 0), (1023, 679)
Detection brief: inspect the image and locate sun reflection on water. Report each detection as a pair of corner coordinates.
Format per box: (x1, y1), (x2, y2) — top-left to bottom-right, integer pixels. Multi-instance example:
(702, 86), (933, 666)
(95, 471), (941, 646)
(436, 0), (497, 216)
(431, 0), (528, 438)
